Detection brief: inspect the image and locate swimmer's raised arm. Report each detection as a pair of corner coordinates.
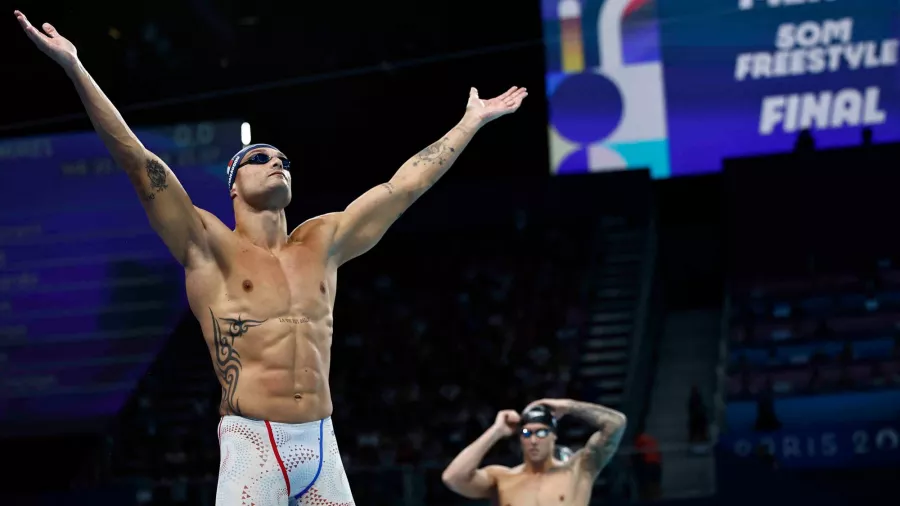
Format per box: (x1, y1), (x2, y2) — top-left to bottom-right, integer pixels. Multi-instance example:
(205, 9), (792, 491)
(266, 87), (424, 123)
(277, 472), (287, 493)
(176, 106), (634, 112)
(526, 398), (627, 479)
(14, 11), (210, 268)
(441, 409), (518, 499)
(329, 86), (528, 265)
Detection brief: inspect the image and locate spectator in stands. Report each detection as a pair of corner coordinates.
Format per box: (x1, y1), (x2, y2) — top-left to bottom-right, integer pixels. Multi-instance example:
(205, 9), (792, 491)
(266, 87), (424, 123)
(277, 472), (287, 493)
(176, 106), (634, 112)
(862, 127), (873, 147)
(794, 128), (816, 153)
(755, 443), (778, 471)
(813, 318), (833, 339)
(754, 379), (782, 432)
(838, 342), (855, 388)
(632, 427), (662, 501)
(893, 327), (900, 359)
(687, 385), (709, 443)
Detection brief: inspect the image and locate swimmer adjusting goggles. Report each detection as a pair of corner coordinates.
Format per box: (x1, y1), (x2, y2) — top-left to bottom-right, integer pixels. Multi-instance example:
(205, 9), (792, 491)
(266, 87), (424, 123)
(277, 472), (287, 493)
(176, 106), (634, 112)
(226, 143), (290, 190)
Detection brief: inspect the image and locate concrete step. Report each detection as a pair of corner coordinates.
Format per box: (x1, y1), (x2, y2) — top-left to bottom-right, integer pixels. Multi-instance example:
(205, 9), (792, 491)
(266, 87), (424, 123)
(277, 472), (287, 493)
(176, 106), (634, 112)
(605, 253), (643, 265)
(578, 364), (628, 377)
(596, 287), (638, 298)
(588, 323), (632, 337)
(591, 300), (636, 312)
(583, 336), (629, 350)
(660, 453), (717, 499)
(597, 393), (624, 405)
(595, 275), (640, 289)
(580, 350), (629, 363)
(590, 311), (633, 324)
(590, 378), (626, 391)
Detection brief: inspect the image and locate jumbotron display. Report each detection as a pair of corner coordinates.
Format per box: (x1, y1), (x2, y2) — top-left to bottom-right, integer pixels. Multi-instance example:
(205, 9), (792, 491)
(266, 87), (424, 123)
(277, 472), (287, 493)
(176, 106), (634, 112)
(0, 121), (241, 434)
(543, 0), (900, 177)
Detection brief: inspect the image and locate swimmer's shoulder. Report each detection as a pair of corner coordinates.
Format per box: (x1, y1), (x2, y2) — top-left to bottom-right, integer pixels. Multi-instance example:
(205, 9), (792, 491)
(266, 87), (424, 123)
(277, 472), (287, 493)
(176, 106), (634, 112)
(495, 464), (523, 477)
(289, 213), (341, 245)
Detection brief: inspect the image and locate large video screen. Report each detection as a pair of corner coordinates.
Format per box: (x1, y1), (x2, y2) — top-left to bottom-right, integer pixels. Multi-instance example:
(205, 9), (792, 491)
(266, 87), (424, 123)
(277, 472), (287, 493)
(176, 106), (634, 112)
(0, 121), (241, 434)
(543, 0), (900, 178)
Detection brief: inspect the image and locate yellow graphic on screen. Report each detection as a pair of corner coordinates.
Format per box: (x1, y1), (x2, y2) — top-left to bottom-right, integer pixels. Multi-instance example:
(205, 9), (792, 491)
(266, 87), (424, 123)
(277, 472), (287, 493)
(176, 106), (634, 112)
(559, 0), (585, 73)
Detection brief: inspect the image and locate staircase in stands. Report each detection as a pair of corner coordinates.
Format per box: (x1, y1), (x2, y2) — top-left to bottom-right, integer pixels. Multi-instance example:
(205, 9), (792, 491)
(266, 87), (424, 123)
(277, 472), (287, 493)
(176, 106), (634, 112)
(562, 215), (656, 495)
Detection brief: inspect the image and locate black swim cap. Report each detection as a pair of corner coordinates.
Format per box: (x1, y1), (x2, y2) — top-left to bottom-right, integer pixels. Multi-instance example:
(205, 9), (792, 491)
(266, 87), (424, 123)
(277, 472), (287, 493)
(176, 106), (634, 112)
(520, 404), (558, 432)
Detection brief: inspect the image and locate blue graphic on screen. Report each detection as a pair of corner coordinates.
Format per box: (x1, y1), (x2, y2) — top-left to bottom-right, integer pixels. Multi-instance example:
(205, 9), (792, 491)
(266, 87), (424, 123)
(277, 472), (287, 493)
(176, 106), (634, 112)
(544, 0), (900, 178)
(621, 0), (661, 64)
(0, 122), (241, 433)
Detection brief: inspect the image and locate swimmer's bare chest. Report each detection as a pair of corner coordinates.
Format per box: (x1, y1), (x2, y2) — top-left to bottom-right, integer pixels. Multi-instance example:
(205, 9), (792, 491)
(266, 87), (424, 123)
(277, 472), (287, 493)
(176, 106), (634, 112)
(185, 221), (339, 424)
(495, 466), (591, 506)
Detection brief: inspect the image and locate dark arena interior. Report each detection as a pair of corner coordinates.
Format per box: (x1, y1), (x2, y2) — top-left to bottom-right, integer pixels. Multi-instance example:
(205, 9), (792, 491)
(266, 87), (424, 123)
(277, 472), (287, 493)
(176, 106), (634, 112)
(1, 0), (899, 504)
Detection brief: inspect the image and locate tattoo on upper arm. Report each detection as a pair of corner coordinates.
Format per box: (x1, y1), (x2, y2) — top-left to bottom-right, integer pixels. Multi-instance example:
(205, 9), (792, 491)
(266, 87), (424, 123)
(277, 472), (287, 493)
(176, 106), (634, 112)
(381, 182), (395, 194)
(590, 429), (625, 468)
(580, 425), (625, 475)
(569, 402), (626, 472)
(144, 158), (169, 201)
(210, 309), (267, 416)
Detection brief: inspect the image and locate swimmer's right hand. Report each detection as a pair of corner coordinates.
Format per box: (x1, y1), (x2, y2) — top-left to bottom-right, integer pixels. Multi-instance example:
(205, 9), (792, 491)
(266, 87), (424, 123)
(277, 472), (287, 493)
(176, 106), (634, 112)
(14, 11), (78, 68)
(492, 409), (521, 437)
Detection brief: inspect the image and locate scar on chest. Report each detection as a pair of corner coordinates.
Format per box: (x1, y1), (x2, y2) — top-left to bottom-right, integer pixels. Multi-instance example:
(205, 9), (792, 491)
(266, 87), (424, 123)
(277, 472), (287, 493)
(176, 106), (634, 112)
(242, 279), (253, 292)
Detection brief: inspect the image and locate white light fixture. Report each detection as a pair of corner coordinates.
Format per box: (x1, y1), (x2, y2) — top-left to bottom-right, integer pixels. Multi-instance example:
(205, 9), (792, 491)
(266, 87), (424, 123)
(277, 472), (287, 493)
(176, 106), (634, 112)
(241, 122), (252, 146)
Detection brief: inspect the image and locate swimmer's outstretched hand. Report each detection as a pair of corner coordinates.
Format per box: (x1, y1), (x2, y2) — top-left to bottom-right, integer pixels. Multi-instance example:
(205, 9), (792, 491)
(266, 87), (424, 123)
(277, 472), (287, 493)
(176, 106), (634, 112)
(464, 86), (528, 126)
(491, 409), (521, 437)
(14, 10), (78, 68)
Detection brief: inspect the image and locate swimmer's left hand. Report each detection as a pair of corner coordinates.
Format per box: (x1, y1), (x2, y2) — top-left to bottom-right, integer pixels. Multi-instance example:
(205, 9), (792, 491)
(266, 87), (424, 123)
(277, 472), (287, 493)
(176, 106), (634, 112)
(463, 86), (528, 126)
(525, 398), (573, 418)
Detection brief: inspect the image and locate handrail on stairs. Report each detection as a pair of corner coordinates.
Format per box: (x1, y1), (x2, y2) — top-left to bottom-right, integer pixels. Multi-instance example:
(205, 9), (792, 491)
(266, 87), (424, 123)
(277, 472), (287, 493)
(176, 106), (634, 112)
(711, 285), (732, 443)
(621, 220), (658, 430)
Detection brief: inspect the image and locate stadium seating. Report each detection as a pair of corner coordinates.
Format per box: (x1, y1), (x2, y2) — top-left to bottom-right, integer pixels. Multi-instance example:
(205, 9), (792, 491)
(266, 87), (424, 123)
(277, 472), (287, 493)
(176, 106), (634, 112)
(727, 262), (900, 401)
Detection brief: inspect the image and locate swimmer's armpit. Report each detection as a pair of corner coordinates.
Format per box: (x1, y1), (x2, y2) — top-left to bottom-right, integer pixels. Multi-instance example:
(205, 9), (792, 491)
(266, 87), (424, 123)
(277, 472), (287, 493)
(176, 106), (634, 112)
(210, 309), (267, 416)
(567, 401), (627, 476)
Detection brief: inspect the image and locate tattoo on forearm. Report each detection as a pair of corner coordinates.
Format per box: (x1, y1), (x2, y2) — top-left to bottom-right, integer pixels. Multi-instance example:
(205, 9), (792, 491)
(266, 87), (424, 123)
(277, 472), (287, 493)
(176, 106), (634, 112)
(588, 428), (625, 470)
(570, 402), (615, 426)
(381, 182), (395, 194)
(453, 125), (472, 137)
(412, 137), (452, 168)
(144, 158), (168, 201)
(570, 402), (627, 470)
(210, 309), (267, 416)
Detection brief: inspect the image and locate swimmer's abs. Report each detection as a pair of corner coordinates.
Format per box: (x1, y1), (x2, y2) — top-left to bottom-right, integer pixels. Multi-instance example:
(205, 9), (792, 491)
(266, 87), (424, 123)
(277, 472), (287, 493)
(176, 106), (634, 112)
(216, 360), (333, 423)
(201, 309), (334, 424)
(223, 382), (334, 424)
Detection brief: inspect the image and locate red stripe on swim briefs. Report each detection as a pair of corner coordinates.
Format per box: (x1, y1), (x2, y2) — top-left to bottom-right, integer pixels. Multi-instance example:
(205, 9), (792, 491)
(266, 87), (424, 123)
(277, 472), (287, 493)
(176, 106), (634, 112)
(265, 420), (291, 496)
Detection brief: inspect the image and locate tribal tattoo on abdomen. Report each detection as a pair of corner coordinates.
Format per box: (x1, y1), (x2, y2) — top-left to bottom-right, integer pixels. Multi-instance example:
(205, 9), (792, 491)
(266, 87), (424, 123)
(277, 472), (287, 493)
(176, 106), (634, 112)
(209, 309), (267, 416)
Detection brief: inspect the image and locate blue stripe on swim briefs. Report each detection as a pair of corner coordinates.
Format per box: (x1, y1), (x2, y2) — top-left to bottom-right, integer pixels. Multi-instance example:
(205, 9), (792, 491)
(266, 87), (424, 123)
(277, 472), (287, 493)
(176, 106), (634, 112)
(294, 419), (325, 499)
